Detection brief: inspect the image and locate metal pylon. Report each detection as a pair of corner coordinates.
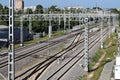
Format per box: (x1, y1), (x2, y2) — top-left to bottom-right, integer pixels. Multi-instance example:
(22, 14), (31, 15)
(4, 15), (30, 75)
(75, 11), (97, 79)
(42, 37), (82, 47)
(8, 0), (15, 80)
(84, 18), (89, 72)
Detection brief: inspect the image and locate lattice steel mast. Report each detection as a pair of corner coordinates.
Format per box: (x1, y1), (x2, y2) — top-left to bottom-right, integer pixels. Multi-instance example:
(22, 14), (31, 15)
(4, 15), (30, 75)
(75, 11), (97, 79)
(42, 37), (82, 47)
(8, 0), (15, 80)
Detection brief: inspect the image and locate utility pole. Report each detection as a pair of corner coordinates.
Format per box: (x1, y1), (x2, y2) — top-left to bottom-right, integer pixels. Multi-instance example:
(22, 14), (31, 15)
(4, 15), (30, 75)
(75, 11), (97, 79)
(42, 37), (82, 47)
(84, 18), (89, 72)
(64, 12), (66, 33)
(113, 15), (117, 33)
(100, 14), (103, 49)
(79, 13), (81, 25)
(29, 16), (32, 34)
(20, 15), (23, 46)
(68, 12), (71, 32)
(49, 12), (52, 38)
(8, 0), (15, 80)
(108, 15), (111, 38)
(58, 14), (61, 31)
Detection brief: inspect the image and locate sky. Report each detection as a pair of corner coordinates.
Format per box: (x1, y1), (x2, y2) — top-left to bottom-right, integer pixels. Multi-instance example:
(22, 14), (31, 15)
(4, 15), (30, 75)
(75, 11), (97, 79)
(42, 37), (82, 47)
(0, 0), (120, 9)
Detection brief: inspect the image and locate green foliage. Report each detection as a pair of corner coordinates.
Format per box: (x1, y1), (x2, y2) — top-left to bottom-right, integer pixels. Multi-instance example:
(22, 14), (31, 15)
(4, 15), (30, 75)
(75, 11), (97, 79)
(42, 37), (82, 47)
(93, 7), (102, 10)
(79, 75), (87, 80)
(89, 33), (118, 80)
(25, 8), (33, 14)
(110, 8), (119, 14)
(35, 4), (43, 14)
(48, 5), (61, 13)
(0, 4), (3, 10)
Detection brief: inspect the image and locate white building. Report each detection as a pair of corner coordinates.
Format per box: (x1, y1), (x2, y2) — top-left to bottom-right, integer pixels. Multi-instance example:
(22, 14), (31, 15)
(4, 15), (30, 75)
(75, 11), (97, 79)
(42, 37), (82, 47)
(63, 5), (83, 10)
(117, 8), (120, 11)
(24, 6), (36, 12)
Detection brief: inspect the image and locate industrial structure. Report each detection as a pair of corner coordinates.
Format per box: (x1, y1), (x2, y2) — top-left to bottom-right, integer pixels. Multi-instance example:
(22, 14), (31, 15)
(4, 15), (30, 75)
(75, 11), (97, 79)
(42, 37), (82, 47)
(0, 25), (32, 47)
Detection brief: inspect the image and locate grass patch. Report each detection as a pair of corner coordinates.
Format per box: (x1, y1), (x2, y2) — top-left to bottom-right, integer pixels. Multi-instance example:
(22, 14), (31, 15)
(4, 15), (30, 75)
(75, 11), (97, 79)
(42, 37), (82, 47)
(89, 32), (118, 80)
(79, 75), (87, 80)
(89, 48), (103, 69)
(52, 30), (64, 37)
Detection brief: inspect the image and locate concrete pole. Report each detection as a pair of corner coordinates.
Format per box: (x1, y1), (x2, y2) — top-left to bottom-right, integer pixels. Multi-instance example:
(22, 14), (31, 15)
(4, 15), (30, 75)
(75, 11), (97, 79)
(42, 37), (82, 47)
(113, 15), (115, 28)
(29, 16), (32, 34)
(49, 12), (52, 38)
(8, 0), (15, 80)
(108, 15), (111, 38)
(68, 12), (71, 32)
(100, 14), (103, 49)
(58, 14), (61, 31)
(20, 15), (23, 46)
(84, 18), (89, 72)
(113, 15), (117, 33)
(64, 12), (66, 33)
(79, 13), (81, 25)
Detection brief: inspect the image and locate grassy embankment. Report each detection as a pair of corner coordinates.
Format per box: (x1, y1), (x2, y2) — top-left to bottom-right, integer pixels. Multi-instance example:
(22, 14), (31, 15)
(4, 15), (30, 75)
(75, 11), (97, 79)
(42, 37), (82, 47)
(79, 32), (118, 80)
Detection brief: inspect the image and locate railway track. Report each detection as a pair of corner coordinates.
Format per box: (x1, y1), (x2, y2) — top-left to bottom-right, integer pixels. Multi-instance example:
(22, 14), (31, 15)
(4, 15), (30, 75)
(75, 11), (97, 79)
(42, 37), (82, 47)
(45, 30), (107, 80)
(0, 24), (99, 69)
(0, 23), (99, 60)
(15, 32), (83, 79)
(15, 27), (105, 80)
(0, 22), (99, 57)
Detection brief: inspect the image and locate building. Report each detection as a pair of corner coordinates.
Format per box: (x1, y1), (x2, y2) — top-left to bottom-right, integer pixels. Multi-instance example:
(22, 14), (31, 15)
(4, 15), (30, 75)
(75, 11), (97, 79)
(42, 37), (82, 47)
(0, 25), (32, 47)
(24, 6), (36, 12)
(15, 0), (24, 11)
(63, 5), (83, 10)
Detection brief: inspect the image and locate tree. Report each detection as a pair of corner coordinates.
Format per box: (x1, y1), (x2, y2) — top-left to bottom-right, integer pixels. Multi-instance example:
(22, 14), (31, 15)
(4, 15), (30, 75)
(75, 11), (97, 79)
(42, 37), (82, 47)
(48, 5), (61, 13)
(0, 4), (3, 10)
(0, 4), (3, 15)
(0, 4), (8, 25)
(3, 6), (9, 14)
(16, 10), (24, 14)
(26, 8), (33, 14)
(110, 8), (119, 14)
(93, 7), (102, 10)
(34, 4), (43, 14)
